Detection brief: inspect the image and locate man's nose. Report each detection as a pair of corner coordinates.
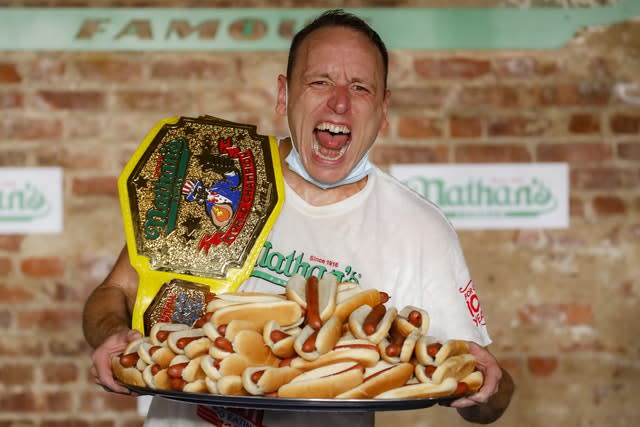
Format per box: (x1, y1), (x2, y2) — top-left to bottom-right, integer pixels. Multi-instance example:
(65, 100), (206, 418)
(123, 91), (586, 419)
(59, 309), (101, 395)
(328, 86), (350, 114)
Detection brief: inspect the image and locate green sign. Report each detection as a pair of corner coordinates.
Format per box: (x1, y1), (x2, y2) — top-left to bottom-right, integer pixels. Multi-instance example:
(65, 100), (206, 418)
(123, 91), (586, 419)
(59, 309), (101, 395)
(0, 1), (638, 51)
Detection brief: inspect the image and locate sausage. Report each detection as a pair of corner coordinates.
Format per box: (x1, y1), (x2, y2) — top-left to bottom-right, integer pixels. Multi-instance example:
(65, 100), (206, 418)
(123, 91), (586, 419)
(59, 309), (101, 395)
(363, 303), (387, 335)
(214, 336), (234, 353)
(379, 292), (390, 304)
(151, 364), (162, 375)
(251, 369), (265, 383)
(305, 276), (323, 330)
(217, 324), (227, 336)
(407, 310), (422, 327)
(385, 326), (405, 357)
(424, 365), (436, 378)
(155, 330), (171, 343)
(167, 362), (189, 378)
(170, 377), (187, 391)
(270, 329), (290, 343)
(427, 343), (442, 358)
(454, 381), (469, 395)
(176, 336), (199, 349)
(119, 353), (139, 368)
(193, 312), (213, 328)
(301, 330), (319, 353)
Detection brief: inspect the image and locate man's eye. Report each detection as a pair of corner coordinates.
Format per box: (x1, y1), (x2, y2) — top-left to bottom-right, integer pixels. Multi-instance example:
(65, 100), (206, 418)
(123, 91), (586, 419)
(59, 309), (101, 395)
(352, 84), (370, 93)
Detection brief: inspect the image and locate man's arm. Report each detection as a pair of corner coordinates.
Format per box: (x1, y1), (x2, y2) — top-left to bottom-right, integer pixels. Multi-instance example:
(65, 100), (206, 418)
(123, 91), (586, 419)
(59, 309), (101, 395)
(82, 246), (140, 393)
(83, 246), (139, 347)
(451, 342), (515, 424)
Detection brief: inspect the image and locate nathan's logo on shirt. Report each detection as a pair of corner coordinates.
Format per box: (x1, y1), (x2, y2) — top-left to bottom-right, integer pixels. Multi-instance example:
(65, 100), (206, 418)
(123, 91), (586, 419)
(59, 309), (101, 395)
(459, 280), (485, 326)
(250, 240), (361, 287)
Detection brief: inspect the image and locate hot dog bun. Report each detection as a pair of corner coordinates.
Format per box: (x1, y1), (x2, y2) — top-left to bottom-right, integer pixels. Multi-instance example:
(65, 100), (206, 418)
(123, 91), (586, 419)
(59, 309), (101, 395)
(150, 322), (189, 346)
(394, 306), (430, 336)
(212, 300), (302, 330)
(217, 375), (249, 396)
(277, 361), (365, 398)
(166, 328), (206, 355)
(290, 338), (380, 370)
(286, 274), (338, 322)
(378, 328), (420, 364)
(200, 353), (249, 380)
(375, 376), (458, 399)
(293, 315), (342, 361)
(431, 353), (477, 384)
(460, 370), (484, 393)
(336, 361), (414, 399)
(434, 340), (470, 365)
(348, 304), (397, 344)
(263, 320), (301, 359)
(242, 366), (302, 395)
(333, 288), (386, 323)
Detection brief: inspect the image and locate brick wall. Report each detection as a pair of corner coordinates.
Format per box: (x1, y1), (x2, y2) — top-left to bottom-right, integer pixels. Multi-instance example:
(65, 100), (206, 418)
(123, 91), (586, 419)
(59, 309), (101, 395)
(0, 2), (639, 427)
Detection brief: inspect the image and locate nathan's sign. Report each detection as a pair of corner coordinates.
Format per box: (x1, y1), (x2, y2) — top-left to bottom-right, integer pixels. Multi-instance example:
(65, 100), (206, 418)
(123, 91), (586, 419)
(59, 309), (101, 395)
(0, 167), (63, 234)
(389, 163), (569, 230)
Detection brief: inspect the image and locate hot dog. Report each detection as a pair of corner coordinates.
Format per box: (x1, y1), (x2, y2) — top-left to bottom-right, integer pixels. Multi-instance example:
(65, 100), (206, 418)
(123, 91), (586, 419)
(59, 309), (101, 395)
(394, 305), (430, 337)
(414, 335), (442, 366)
(166, 328), (210, 358)
(430, 353), (477, 384)
(348, 304), (397, 344)
(262, 320), (302, 359)
(277, 361), (365, 399)
(241, 366), (302, 396)
(200, 353), (249, 381)
(289, 338), (380, 371)
(112, 338), (147, 387)
(333, 288), (390, 323)
(142, 364), (171, 390)
(460, 370), (484, 394)
(378, 328), (421, 364)
(149, 322), (189, 346)
(433, 340), (470, 365)
(375, 376), (459, 399)
(285, 274), (338, 326)
(293, 315), (342, 361)
(336, 361), (414, 399)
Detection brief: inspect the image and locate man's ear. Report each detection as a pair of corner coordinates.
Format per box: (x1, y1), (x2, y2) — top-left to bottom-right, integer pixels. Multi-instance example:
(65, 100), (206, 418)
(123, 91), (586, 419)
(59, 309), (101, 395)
(275, 74), (287, 116)
(380, 89), (391, 131)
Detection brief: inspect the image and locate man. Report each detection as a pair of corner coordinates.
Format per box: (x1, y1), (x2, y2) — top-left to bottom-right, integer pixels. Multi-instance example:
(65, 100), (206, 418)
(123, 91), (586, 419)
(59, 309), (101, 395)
(83, 9), (514, 426)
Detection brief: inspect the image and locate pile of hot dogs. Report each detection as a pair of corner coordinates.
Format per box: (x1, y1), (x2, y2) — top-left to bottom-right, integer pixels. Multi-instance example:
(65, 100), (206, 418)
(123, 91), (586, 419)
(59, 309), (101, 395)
(112, 274), (483, 399)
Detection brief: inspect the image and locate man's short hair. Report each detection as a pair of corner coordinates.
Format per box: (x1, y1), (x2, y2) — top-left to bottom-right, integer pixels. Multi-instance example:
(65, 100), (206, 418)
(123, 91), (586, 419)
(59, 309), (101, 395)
(286, 9), (389, 91)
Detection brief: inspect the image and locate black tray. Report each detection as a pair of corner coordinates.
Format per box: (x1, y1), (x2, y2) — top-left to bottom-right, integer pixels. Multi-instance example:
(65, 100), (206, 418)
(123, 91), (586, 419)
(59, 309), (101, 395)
(126, 384), (454, 412)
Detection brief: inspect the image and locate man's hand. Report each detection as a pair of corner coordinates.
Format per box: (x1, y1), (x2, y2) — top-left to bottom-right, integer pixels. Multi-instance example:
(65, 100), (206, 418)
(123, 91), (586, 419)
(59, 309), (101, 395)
(450, 342), (514, 423)
(89, 329), (141, 394)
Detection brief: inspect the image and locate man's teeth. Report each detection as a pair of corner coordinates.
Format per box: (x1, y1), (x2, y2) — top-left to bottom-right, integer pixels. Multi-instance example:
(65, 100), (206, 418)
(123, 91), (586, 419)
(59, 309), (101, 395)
(313, 140), (348, 160)
(316, 123), (350, 134)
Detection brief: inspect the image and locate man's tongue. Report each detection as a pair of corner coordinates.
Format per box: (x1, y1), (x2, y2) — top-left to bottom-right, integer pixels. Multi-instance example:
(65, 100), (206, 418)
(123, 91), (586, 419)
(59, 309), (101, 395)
(315, 130), (349, 159)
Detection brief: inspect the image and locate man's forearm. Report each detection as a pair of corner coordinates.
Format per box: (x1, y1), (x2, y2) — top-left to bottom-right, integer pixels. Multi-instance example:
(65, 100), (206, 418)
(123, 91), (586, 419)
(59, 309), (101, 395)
(82, 285), (132, 349)
(457, 368), (515, 424)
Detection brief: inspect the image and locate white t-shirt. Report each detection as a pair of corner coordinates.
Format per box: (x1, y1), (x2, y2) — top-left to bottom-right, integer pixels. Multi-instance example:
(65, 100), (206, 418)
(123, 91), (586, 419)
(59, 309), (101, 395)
(144, 167), (490, 427)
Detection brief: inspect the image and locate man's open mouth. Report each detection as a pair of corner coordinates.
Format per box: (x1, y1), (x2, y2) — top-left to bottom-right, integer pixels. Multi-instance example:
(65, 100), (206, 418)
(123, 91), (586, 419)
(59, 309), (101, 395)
(313, 122), (351, 161)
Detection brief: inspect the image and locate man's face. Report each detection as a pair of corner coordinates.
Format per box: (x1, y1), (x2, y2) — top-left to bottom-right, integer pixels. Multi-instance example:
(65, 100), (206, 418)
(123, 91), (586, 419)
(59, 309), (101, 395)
(276, 26), (390, 185)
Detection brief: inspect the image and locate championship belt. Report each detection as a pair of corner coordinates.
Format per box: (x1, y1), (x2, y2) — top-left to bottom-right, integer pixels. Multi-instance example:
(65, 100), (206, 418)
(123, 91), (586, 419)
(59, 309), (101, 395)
(118, 116), (284, 334)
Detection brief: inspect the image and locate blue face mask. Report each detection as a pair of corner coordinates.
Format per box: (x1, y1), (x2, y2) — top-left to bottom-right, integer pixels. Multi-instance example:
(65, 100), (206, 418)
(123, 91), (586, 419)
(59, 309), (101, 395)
(283, 83), (374, 190)
(285, 144), (374, 190)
